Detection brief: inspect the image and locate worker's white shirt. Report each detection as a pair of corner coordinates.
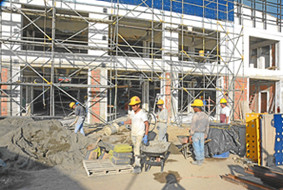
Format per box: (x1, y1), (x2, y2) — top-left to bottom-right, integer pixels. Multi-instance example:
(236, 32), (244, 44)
(157, 108), (168, 124)
(130, 109), (148, 136)
(220, 106), (231, 124)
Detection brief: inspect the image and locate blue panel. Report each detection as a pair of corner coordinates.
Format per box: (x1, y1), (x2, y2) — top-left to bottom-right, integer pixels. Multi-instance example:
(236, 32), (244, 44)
(98, 0), (234, 21)
(274, 114), (283, 166)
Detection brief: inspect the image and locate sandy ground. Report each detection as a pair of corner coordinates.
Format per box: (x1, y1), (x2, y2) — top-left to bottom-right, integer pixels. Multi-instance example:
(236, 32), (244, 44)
(70, 155), (246, 190)
(13, 149), (247, 190)
(0, 118), (258, 190)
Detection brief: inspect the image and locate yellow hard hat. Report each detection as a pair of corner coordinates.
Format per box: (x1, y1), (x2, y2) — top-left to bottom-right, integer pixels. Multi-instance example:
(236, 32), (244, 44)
(191, 99), (204, 107)
(220, 98), (227, 104)
(69, 102), (75, 108)
(129, 96), (141, 106)
(157, 99), (164, 105)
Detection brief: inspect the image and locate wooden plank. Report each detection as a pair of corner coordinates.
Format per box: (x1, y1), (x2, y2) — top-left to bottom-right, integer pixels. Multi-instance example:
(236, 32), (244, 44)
(261, 114), (276, 166)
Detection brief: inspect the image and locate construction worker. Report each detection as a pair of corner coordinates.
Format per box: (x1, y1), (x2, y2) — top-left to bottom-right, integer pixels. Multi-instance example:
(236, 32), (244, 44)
(69, 102), (86, 136)
(220, 98), (230, 124)
(156, 99), (168, 142)
(120, 96), (149, 174)
(189, 99), (210, 166)
(212, 98), (231, 158)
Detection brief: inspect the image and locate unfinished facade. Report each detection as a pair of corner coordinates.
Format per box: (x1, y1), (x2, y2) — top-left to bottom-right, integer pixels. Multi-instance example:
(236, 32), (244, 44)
(0, 0), (283, 124)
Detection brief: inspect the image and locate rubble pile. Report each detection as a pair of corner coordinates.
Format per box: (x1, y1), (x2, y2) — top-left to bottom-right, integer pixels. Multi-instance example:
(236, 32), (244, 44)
(0, 117), (91, 171)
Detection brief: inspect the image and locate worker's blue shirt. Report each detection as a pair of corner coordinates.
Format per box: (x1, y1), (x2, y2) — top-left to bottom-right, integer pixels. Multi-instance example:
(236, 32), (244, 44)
(75, 105), (86, 118)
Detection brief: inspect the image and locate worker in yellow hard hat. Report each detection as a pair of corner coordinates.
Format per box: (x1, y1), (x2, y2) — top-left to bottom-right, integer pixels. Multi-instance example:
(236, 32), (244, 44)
(69, 101), (86, 136)
(156, 99), (168, 142)
(212, 98), (231, 159)
(220, 98), (230, 124)
(189, 99), (210, 166)
(121, 96), (149, 174)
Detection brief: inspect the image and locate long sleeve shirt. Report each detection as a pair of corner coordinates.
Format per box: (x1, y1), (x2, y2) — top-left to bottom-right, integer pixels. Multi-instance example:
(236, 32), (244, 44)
(190, 111), (210, 136)
(157, 108), (168, 124)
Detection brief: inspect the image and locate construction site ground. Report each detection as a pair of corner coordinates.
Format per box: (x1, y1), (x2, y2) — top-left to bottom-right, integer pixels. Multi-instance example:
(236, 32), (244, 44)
(19, 154), (246, 190)
(0, 117), (260, 190)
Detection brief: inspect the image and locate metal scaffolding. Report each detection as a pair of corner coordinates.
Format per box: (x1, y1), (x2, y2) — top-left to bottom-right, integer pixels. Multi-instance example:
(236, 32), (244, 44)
(0, 0), (281, 124)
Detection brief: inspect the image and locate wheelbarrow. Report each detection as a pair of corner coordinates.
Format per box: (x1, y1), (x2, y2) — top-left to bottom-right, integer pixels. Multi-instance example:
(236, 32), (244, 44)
(141, 141), (171, 172)
(177, 135), (211, 159)
(177, 136), (192, 159)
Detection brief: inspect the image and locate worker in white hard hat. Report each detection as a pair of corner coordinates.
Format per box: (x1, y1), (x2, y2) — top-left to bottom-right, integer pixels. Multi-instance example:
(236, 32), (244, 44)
(69, 101), (86, 136)
(122, 96), (149, 174)
(156, 99), (168, 142)
(220, 98), (230, 124)
(189, 99), (210, 166)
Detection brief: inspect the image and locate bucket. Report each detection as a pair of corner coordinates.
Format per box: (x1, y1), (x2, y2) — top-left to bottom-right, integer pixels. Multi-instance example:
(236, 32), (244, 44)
(213, 151), (230, 158)
(199, 50), (204, 57)
(104, 123), (120, 136)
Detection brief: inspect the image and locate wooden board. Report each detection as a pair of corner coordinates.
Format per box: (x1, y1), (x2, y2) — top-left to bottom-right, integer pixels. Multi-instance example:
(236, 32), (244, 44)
(261, 114), (276, 166)
(83, 159), (133, 177)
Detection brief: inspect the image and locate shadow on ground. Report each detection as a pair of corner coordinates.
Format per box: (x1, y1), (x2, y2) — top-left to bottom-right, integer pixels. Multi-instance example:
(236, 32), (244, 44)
(0, 147), (85, 190)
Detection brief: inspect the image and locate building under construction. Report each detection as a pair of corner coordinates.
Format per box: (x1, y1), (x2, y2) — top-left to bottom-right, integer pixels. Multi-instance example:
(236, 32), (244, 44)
(0, 0), (282, 124)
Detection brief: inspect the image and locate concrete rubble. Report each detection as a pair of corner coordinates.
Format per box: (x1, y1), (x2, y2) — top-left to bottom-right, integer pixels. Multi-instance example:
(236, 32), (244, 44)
(0, 117), (91, 171)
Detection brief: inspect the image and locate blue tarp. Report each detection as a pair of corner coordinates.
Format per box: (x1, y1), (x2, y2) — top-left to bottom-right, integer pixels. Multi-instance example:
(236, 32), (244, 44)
(98, 0), (234, 21)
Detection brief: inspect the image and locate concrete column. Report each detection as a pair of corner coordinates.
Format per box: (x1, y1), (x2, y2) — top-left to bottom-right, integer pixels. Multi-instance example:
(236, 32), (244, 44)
(100, 68), (108, 122)
(87, 10), (108, 123)
(1, 1), (22, 116)
(88, 68), (108, 124)
(88, 12), (108, 57)
(163, 23), (179, 123)
(0, 68), (8, 116)
(142, 81), (149, 112)
(11, 65), (21, 116)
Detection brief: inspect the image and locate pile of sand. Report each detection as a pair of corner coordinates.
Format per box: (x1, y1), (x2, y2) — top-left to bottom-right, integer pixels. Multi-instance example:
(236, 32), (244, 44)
(0, 117), (93, 171)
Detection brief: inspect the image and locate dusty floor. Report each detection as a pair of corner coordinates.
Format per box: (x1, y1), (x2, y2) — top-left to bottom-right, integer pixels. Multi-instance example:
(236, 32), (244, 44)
(13, 150), (247, 190)
(0, 118), (263, 190)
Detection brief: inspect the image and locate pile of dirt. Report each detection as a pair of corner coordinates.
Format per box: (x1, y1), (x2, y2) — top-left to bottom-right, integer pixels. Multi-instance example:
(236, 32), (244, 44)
(153, 170), (182, 183)
(0, 117), (93, 171)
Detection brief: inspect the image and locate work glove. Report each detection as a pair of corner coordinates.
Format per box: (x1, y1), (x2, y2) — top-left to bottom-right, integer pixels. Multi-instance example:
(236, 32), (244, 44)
(118, 121), (124, 126)
(142, 135), (148, 145)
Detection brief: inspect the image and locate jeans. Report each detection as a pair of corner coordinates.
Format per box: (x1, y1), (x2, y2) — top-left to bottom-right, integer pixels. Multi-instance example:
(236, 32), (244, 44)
(192, 132), (204, 161)
(158, 124), (167, 142)
(75, 117), (85, 136)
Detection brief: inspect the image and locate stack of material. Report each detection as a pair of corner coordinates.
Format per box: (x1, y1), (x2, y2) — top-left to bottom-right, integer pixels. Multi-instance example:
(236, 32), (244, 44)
(109, 144), (133, 165)
(85, 138), (103, 160)
(221, 165), (283, 189)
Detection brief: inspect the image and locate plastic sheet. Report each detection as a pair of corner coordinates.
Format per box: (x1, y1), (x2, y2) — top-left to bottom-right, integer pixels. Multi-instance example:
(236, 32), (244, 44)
(205, 124), (245, 157)
(98, 0), (234, 21)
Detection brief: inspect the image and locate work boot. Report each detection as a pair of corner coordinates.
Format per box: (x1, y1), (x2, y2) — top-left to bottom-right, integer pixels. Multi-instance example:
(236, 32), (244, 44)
(133, 166), (141, 174)
(198, 160), (204, 165)
(191, 160), (202, 166)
